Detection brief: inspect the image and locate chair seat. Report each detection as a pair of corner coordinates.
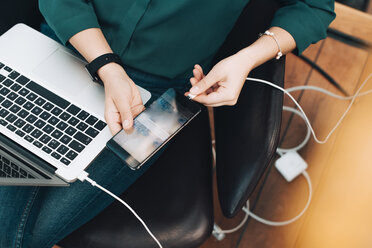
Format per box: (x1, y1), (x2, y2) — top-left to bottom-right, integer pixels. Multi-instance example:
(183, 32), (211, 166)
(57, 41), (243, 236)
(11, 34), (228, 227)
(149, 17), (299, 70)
(59, 108), (214, 248)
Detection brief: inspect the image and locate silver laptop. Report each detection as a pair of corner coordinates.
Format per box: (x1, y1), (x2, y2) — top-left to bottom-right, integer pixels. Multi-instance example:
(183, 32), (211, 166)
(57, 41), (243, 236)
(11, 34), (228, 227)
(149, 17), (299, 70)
(0, 24), (151, 186)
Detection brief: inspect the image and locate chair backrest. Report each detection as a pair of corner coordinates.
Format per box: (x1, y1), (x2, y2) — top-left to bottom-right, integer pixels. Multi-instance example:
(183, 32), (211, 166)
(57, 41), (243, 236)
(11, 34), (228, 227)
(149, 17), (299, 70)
(0, 0), (43, 35)
(212, 0), (285, 217)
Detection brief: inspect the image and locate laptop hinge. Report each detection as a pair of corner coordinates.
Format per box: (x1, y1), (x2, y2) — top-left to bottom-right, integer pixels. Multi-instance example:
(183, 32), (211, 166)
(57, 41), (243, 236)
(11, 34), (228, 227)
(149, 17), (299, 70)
(0, 133), (56, 175)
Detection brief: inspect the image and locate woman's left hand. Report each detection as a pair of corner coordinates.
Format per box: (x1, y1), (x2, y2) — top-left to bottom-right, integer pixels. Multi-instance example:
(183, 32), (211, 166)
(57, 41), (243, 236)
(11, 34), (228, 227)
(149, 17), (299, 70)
(185, 52), (253, 107)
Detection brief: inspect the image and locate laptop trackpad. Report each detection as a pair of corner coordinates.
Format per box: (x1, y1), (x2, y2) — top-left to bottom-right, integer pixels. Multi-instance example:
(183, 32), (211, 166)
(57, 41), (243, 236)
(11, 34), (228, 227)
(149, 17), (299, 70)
(33, 49), (90, 97)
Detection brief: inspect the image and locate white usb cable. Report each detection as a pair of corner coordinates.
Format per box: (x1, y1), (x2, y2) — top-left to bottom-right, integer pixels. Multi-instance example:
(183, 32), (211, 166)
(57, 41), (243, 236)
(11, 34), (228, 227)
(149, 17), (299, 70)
(247, 72), (372, 144)
(243, 170), (312, 226)
(77, 171), (163, 248)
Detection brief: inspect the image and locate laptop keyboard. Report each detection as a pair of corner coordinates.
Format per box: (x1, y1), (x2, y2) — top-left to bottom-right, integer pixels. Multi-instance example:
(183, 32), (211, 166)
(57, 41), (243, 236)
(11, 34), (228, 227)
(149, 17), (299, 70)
(0, 61), (106, 166)
(0, 153), (34, 178)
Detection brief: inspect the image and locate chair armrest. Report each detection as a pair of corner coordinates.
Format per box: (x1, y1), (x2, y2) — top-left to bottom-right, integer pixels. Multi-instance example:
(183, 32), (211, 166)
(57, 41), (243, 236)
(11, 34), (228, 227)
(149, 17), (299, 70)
(212, 0), (284, 218)
(214, 59), (284, 218)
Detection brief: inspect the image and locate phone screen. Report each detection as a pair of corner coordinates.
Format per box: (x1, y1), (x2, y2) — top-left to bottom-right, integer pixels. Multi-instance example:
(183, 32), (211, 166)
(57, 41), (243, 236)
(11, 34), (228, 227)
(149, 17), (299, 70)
(107, 88), (201, 169)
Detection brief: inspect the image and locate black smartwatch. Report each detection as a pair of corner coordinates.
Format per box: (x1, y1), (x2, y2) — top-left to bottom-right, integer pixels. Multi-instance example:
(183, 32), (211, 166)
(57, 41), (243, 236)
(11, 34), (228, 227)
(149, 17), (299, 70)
(85, 53), (124, 85)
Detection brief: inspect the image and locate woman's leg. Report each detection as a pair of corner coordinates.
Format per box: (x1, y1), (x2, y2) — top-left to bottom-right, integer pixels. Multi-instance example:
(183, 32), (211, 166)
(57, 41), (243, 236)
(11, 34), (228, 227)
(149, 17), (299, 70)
(0, 148), (153, 248)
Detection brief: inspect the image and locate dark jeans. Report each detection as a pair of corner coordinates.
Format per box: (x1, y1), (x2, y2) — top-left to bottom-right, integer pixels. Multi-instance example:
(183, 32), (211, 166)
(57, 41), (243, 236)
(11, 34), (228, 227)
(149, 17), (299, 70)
(0, 66), (191, 248)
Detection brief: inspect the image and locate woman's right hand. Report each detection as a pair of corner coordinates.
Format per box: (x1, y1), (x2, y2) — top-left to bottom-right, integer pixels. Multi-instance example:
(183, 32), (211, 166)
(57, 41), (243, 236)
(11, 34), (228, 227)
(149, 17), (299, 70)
(99, 63), (145, 135)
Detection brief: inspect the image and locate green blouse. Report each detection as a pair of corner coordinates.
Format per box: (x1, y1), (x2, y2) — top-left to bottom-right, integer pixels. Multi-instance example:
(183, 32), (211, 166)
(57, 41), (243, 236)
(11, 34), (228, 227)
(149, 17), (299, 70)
(39, 0), (335, 79)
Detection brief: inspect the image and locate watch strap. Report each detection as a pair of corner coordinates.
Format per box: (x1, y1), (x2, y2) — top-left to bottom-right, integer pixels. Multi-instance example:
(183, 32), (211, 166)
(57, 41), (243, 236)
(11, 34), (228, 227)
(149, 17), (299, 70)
(85, 53), (124, 84)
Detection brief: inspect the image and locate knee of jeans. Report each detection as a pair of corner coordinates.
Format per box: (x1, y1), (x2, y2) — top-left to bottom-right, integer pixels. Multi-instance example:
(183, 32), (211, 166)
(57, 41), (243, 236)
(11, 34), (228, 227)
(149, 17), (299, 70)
(0, 187), (41, 248)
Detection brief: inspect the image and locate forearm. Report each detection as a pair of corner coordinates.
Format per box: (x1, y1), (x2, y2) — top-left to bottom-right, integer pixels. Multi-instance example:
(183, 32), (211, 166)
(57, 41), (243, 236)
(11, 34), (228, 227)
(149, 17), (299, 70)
(69, 28), (143, 133)
(39, 0), (101, 45)
(69, 28), (113, 62)
(236, 26), (296, 73)
(69, 28), (129, 84)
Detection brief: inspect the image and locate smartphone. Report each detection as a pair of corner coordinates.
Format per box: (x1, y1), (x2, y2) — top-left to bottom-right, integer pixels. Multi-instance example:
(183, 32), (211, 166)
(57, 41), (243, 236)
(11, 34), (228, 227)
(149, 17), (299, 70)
(106, 88), (201, 170)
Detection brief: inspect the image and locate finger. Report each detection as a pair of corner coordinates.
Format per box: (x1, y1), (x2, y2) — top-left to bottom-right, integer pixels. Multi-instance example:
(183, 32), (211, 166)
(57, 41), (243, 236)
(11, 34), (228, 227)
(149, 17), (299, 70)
(192, 91), (225, 105)
(131, 103), (145, 118)
(115, 99), (133, 131)
(204, 100), (235, 107)
(185, 86), (208, 99)
(194, 64), (204, 76)
(105, 101), (123, 135)
(184, 91), (199, 99)
(106, 113), (122, 135)
(189, 71), (218, 95)
(192, 86), (236, 105)
(131, 90), (145, 114)
(185, 81), (214, 99)
(193, 69), (203, 81)
(132, 85), (144, 105)
(190, 77), (198, 86)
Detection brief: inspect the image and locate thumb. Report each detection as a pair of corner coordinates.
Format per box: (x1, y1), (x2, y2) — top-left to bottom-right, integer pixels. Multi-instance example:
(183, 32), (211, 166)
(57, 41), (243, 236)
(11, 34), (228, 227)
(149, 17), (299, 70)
(189, 71), (217, 95)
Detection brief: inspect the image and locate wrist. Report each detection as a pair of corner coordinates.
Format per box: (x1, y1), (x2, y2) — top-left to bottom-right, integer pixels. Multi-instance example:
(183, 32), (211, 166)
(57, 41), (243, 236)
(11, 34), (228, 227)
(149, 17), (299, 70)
(235, 26), (294, 71)
(236, 39), (278, 71)
(98, 63), (129, 85)
(234, 47), (259, 73)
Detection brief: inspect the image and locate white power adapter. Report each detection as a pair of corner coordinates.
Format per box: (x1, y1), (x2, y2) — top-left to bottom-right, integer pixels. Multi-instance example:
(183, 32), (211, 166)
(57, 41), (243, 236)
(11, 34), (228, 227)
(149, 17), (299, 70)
(275, 151), (307, 182)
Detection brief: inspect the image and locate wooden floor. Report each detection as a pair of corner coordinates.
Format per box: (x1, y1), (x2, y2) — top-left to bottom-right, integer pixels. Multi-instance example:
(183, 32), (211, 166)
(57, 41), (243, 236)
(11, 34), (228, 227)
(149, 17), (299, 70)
(200, 5), (372, 248)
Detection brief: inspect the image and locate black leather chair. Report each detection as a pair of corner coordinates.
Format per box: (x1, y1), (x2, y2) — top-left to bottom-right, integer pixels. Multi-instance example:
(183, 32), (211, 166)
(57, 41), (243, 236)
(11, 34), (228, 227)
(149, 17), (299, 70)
(213, 0), (284, 218)
(0, 0), (284, 247)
